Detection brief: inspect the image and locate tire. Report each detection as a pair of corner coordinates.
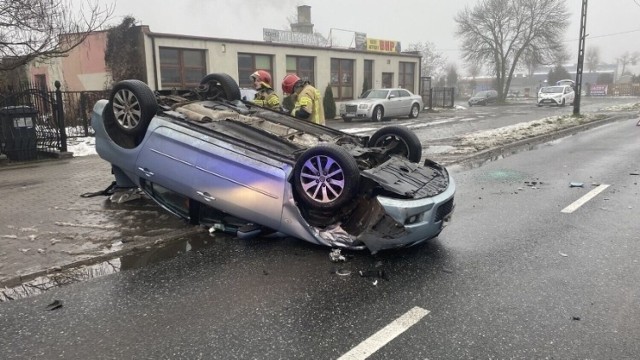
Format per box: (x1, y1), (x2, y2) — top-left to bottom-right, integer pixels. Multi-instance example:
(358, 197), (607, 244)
(409, 103), (420, 118)
(342, 116), (352, 123)
(108, 80), (157, 136)
(200, 73), (241, 101)
(372, 106), (384, 122)
(560, 99), (566, 107)
(293, 144), (360, 211)
(368, 125), (422, 163)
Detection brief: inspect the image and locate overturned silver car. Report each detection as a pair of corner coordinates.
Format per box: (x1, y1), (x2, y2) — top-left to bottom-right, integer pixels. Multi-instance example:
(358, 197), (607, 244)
(92, 73), (455, 253)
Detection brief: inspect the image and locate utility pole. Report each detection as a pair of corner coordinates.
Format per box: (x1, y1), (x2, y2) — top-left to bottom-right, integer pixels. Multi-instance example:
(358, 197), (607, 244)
(573, 0), (588, 115)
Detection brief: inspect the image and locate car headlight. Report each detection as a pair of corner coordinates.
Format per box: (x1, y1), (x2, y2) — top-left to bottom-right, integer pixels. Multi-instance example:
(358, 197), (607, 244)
(358, 104), (371, 110)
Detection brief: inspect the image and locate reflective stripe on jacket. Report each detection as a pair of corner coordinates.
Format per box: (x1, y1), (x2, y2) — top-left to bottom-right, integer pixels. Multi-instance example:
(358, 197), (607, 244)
(292, 84), (325, 125)
(252, 88), (281, 110)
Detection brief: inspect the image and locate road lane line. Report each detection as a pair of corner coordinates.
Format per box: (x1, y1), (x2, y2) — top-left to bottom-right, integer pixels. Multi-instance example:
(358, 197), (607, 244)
(561, 184), (610, 213)
(337, 306), (430, 360)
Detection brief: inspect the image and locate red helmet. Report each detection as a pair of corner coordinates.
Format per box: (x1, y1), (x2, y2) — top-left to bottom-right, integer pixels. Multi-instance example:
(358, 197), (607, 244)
(250, 70), (272, 86)
(282, 73), (301, 94)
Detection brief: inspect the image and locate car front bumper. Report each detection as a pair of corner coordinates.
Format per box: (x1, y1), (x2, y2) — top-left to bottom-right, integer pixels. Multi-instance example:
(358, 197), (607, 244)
(313, 176), (456, 253)
(537, 97), (562, 105)
(340, 105), (373, 119)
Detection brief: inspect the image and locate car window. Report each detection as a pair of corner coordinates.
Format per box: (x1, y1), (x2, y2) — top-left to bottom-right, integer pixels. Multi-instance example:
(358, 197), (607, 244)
(390, 90), (401, 98)
(540, 86), (564, 93)
(366, 90), (390, 99)
(398, 90), (411, 97)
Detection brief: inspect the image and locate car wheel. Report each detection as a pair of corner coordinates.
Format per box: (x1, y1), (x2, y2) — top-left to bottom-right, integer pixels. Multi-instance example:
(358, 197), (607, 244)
(200, 73), (241, 101)
(409, 103), (420, 118)
(293, 144), (360, 211)
(368, 125), (422, 163)
(372, 106), (384, 122)
(342, 116), (352, 123)
(108, 80), (157, 137)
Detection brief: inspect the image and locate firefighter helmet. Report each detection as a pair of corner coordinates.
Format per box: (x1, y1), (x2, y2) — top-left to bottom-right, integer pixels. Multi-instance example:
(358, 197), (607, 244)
(250, 70), (272, 88)
(281, 74), (301, 94)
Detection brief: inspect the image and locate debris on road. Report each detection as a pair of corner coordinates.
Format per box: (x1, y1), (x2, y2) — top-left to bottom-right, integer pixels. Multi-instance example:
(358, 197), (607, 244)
(570, 182), (584, 188)
(559, 251), (569, 257)
(335, 269), (351, 276)
(45, 300), (63, 311)
(630, 172), (640, 176)
(359, 270), (387, 280)
(329, 249), (353, 262)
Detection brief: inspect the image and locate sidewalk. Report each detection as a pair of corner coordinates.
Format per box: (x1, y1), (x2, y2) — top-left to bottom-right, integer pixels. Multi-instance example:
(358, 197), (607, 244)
(0, 155), (200, 288)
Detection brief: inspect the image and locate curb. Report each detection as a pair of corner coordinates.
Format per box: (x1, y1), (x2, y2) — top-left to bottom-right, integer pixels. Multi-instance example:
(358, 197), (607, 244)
(1, 226), (205, 289)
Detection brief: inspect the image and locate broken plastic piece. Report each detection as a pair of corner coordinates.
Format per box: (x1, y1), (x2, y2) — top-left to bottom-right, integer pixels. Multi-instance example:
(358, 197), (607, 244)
(335, 269), (351, 276)
(109, 188), (142, 203)
(359, 270), (387, 280)
(559, 251), (569, 257)
(570, 182), (584, 188)
(46, 300), (63, 311)
(329, 248), (347, 263)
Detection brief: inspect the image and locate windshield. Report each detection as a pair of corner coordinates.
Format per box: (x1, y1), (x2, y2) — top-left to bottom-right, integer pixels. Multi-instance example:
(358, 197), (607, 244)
(540, 86), (565, 93)
(364, 90), (390, 99)
(474, 91), (490, 97)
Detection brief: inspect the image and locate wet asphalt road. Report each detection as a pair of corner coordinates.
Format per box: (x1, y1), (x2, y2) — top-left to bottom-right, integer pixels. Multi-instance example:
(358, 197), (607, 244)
(0, 112), (638, 358)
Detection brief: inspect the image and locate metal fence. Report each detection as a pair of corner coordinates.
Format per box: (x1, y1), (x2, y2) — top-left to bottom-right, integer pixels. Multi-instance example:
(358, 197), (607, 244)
(430, 87), (456, 108)
(0, 81), (108, 161)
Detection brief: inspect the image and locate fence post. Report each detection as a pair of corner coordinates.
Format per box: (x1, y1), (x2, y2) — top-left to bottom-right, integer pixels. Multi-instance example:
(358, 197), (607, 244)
(80, 93), (89, 137)
(55, 81), (67, 153)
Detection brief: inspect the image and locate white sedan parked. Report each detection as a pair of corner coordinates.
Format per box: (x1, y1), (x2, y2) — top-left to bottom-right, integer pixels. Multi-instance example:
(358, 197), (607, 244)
(339, 88), (424, 122)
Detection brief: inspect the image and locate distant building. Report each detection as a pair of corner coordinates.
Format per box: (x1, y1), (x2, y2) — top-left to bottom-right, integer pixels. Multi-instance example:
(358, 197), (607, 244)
(24, 6), (423, 104)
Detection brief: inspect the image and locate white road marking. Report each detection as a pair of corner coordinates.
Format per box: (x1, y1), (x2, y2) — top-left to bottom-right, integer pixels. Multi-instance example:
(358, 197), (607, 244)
(337, 306), (430, 360)
(561, 184), (610, 213)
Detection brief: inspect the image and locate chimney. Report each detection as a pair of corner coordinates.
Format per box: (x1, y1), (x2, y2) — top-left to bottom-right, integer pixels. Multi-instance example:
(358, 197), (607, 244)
(291, 5), (314, 34)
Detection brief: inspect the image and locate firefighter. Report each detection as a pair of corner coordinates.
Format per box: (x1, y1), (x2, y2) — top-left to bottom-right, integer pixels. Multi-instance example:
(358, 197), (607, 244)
(250, 70), (280, 110)
(281, 74), (325, 125)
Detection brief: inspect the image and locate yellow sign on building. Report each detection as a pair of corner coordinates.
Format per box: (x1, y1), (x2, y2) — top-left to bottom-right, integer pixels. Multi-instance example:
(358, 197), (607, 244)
(366, 38), (401, 53)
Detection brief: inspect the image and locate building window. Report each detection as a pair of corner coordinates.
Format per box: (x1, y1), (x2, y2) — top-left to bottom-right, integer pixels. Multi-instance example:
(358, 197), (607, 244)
(330, 58), (354, 100)
(238, 53), (273, 88)
(363, 60), (373, 95)
(159, 47), (206, 89)
(399, 62), (416, 93)
(286, 56), (315, 85)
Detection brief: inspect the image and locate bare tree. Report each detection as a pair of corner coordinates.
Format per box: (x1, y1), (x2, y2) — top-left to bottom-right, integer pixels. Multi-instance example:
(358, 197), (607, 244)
(405, 41), (446, 80)
(0, 0), (112, 71)
(455, 0), (569, 102)
(585, 46), (600, 73)
(616, 51), (639, 76)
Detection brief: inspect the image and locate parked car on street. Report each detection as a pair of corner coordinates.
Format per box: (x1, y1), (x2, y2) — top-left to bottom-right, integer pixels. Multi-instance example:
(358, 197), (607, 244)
(338, 88), (424, 122)
(92, 74), (455, 253)
(467, 90), (498, 106)
(537, 85), (575, 107)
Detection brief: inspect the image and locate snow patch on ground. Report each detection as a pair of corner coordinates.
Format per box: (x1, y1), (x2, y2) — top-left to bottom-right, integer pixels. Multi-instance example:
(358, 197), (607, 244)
(453, 102), (640, 155)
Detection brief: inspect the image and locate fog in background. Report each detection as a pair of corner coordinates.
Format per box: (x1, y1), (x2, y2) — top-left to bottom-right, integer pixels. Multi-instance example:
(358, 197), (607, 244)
(96, 0), (640, 74)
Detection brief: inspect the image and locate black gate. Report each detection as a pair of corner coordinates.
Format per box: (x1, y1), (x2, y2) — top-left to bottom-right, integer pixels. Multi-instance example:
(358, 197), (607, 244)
(431, 87), (455, 108)
(0, 82), (108, 161)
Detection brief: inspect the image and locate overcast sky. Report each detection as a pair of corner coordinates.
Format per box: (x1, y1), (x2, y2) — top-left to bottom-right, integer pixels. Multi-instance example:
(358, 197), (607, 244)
(98, 0), (640, 74)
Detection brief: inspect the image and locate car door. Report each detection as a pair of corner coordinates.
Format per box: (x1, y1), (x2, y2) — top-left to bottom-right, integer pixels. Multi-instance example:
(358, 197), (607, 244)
(397, 89), (413, 116)
(135, 125), (205, 201)
(387, 90), (403, 116)
(192, 136), (287, 230)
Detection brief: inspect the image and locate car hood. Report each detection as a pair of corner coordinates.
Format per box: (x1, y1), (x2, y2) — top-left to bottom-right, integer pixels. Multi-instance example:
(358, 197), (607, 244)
(343, 98), (381, 105)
